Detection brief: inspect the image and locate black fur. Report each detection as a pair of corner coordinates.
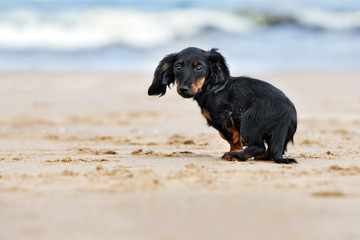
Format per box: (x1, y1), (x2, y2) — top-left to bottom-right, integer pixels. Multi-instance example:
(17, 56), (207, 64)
(148, 47), (297, 164)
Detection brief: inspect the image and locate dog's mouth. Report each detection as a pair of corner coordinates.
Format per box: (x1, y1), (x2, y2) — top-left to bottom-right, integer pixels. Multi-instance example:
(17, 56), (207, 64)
(178, 90), (195, 98)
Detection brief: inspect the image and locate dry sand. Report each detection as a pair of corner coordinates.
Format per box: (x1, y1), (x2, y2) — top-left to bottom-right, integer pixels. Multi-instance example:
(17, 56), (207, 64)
(0, 71), (359, 240)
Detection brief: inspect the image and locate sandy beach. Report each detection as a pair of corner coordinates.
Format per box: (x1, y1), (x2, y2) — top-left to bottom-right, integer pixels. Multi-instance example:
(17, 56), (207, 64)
(0, 71), (359, 240)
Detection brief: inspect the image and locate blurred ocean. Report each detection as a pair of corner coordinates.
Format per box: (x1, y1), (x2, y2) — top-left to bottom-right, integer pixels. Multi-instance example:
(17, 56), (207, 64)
(0, 0), (359, 73)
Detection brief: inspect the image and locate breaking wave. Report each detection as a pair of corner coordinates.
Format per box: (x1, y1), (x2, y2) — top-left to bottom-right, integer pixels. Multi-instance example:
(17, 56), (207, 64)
(0, 7), (359, 50)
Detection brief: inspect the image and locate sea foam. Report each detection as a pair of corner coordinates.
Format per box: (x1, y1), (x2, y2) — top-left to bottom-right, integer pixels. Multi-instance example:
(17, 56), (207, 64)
(0, 7), (359, 51)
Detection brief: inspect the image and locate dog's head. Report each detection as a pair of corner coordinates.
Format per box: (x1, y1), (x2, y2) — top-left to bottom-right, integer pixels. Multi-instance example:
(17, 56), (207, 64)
(148, 47), (230, 98)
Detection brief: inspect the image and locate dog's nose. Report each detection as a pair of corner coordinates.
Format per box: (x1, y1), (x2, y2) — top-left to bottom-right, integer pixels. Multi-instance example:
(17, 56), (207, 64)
(178, 86), (190, 94)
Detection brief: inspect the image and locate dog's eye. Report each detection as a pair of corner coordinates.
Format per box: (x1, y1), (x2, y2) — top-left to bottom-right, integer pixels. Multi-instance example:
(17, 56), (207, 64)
(175, 64), (182, 71)
(195, 65), (204, 72)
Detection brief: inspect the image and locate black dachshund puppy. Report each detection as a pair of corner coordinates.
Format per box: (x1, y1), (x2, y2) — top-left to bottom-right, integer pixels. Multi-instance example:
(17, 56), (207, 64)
(148, 47), (297, 164)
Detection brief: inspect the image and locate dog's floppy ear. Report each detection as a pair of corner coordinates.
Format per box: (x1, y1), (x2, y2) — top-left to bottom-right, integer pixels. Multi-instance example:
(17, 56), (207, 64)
(206, 48), (230, 94)
(148, 53), (177, 96)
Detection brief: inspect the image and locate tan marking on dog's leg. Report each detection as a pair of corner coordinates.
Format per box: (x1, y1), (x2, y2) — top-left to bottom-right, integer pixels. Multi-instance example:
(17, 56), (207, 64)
(255, 150), (270, 160)
(222, 117), (244, 155)
(202, 108), (212, 121)
(219, 130), (243, 155)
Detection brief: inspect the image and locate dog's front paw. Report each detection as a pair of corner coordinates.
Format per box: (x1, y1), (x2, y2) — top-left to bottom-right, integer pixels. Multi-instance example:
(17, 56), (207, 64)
(223, 151), (248, 161)
(222, 153), (236, 161)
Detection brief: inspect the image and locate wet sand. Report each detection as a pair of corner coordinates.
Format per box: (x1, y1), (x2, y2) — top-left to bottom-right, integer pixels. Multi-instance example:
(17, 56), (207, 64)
(0, 71), (359, 240)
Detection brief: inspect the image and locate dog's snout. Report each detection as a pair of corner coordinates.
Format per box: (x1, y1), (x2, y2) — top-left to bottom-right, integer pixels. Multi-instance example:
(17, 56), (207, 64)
(177, 85), (193, 98)
(178, 85), (189, 94)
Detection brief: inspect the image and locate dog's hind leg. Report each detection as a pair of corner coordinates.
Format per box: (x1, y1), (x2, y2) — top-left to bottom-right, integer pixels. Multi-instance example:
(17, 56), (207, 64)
(268, 128), (297, 164)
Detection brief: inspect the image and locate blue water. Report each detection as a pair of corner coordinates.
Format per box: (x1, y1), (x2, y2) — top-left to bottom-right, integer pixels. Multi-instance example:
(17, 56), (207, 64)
(0, 0), (359, 73)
